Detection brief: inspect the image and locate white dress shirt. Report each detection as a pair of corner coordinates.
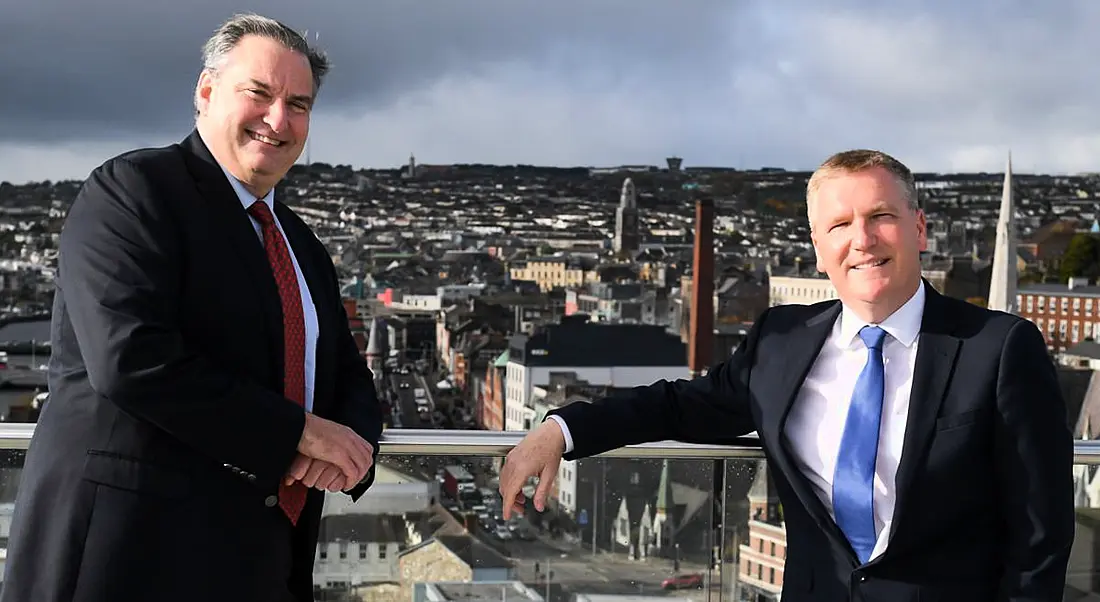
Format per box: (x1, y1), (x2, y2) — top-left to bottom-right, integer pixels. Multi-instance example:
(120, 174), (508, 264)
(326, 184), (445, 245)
(549, 283), (926, 562)
(784, 283), (924, 561)
(216, 162), (320, 413)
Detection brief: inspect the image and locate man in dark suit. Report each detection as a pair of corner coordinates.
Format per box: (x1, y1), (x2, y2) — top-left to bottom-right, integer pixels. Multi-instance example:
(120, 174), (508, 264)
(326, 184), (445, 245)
(1, 14), (381, 602)
(500, 150), (1075, 601)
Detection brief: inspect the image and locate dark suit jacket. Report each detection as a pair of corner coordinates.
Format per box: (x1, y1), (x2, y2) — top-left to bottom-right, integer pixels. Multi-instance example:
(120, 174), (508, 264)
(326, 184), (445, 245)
(549, 283), (1074, 602)
(1, 131), (383, 602)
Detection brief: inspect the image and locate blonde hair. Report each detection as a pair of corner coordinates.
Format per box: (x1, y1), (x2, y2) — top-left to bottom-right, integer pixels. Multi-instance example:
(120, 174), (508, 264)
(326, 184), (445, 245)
(806, 149), (919, 222)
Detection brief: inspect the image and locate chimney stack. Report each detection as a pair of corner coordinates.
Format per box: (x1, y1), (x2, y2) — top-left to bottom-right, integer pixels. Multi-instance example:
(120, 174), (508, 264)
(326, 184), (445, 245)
(689, 198), (715, 377)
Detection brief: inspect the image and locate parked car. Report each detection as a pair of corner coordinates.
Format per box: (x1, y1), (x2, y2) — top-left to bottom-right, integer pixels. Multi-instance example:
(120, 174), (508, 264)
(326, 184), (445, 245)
(661, 573), (704, 590)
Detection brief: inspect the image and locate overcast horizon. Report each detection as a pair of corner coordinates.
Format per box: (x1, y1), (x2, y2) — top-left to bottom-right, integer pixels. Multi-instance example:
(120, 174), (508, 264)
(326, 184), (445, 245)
(3, 0), (1097, 184)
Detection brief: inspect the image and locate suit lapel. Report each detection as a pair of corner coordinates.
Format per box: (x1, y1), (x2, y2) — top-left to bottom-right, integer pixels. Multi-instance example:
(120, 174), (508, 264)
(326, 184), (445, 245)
(768, 302), (849, 545)
(178, 130), (286, 384)
(883, 283), (960, 547)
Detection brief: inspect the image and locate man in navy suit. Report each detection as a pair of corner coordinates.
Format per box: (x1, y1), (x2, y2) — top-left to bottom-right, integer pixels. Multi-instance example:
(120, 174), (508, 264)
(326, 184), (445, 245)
(500, 150), (1074, 601)
(2, 13), (380, 602)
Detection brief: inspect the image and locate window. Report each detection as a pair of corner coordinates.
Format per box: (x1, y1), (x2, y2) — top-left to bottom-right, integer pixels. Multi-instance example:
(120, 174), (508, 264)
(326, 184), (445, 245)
(379, 546), (387, 560)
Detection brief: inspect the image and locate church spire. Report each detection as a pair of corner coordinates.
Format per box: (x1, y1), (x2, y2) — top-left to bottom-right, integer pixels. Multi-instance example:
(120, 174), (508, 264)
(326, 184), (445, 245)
(655, 458), (672, 516)
(987, 151), (1017, 313)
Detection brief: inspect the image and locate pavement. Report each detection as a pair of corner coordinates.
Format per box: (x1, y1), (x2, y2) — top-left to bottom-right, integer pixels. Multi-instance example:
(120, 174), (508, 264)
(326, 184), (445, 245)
(388, 370), (431, 428)
(500, 527), (723, 601)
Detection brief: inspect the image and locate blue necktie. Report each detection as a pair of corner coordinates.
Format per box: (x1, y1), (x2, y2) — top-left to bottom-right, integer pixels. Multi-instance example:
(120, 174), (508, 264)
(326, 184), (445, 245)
(833, 325), (887, 564)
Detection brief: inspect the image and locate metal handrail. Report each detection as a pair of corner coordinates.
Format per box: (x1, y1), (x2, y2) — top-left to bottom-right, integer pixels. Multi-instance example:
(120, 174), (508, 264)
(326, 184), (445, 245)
(379, 429), (765, 459)
(1, 423), (1098, 464)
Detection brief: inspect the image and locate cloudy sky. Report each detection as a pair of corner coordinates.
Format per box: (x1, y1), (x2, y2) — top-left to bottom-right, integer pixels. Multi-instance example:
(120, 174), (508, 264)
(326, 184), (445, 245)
(2, 0), (1096, 183)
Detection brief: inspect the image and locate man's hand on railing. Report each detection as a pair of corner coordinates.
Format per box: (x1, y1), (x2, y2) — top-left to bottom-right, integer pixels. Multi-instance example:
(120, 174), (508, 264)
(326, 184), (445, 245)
(499, 420), (566, 520)
(284, 454), (348, 492)
(295, 413), (374, 486)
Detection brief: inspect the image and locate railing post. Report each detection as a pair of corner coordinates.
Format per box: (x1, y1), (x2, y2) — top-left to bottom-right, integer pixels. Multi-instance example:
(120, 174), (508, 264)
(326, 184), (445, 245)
(591, 459), (599, 557)
(709, 457), (724, 601)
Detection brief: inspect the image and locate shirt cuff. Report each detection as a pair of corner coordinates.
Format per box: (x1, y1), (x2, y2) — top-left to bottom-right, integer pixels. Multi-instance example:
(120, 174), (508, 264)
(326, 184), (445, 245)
(546, 414), (574, 454)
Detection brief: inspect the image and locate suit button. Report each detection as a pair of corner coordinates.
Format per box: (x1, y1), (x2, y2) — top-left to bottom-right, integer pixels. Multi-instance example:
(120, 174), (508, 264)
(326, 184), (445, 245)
(247, 474), (257, 482)
(264, 495), (278, 507)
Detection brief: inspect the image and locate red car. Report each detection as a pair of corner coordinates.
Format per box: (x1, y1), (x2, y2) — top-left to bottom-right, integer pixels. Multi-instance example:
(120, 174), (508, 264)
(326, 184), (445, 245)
(661, 573), (704, 590)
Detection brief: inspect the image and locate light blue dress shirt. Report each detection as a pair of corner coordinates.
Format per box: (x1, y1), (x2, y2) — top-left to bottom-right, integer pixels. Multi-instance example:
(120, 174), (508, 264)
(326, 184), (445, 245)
(219, 166), (319, 413)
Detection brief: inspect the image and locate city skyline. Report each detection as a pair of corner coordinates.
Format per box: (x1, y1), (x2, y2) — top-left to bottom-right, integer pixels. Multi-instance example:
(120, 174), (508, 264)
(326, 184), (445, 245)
(3, 0), (1100, 184)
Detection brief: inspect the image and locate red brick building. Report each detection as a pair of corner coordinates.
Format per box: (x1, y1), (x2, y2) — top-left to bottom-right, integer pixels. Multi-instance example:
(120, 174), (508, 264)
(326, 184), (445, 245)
(1017, 279), (1100, 352)
(478, 350), (507, 431)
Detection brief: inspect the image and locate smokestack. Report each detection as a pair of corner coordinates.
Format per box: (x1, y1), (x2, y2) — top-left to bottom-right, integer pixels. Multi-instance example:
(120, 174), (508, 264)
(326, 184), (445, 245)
(689, 198), (715, 377)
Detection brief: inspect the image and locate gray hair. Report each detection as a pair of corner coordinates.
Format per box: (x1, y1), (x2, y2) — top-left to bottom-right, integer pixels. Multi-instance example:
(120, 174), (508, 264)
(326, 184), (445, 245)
(194, 13), (330, 114)
(806, 149), (920, 224)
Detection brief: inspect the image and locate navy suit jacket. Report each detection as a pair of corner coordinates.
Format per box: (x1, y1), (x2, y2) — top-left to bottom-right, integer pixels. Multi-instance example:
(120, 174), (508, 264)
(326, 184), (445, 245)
(549, 283), (1074, 602)
(1, 131), (383, 602)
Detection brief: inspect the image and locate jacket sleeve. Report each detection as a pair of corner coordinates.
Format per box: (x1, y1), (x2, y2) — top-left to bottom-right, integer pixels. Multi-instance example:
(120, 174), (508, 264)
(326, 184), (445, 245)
(58, 157), (305, 491)
(993, 319), (1075, 601)
(547, 308), (770, 461)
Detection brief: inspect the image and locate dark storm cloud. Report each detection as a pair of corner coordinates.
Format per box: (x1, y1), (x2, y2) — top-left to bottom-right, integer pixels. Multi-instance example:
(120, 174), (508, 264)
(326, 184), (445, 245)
(1, 0), (736, 143)
(3, 0), (1100, 183)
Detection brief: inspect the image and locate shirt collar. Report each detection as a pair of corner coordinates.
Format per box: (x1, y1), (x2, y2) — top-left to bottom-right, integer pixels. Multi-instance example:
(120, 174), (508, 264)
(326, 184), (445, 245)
(836, 280), (926, 349)
(197, 128), (275, 212)
(219, 164), (275, 214)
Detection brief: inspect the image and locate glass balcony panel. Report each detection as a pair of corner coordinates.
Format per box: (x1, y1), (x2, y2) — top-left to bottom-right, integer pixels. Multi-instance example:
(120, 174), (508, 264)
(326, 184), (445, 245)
(1070, 462), (1100, 599)
(0, 429), (1097, 601)
(318, 453), (731, 601)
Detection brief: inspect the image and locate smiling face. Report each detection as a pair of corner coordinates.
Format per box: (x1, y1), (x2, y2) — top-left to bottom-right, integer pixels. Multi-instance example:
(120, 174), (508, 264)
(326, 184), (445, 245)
(194, 34), (314, 198)
(809, 165), (927, 323)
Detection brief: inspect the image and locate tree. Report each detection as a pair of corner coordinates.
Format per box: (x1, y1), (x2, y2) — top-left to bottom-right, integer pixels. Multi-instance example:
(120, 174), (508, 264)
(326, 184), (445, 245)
(1059, 233), (1100, 282)
(1018, 268), (1045, 285)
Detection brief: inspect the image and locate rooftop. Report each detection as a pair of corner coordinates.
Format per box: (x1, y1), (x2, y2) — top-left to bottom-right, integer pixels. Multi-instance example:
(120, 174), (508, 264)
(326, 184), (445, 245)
(426, 581), (543, 601)
(317, 513), (408, 544)
(399, 533), (513, 570)
(509, 317), (686, 367)
(1020, 283), (1100, 296)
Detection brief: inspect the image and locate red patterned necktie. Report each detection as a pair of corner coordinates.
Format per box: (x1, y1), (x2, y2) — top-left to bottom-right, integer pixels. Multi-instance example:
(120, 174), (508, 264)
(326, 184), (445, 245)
(247, 200), (308, 525)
